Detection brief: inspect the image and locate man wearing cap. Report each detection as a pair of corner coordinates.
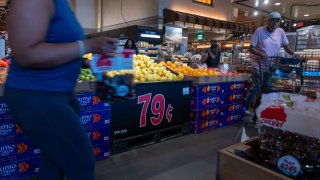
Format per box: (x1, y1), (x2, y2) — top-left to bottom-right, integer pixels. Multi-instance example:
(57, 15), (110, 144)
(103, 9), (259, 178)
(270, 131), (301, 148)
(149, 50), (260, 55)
(246, 12), (298, 119)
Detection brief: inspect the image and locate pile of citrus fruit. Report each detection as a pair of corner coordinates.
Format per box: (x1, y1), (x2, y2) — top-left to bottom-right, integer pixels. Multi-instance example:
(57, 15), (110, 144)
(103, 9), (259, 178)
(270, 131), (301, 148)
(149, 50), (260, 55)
(162, 61), (219, 77)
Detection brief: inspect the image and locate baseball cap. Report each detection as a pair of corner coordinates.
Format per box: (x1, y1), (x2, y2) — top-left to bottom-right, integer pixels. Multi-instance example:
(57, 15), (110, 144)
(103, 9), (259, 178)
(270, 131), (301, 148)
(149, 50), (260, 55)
(269, 12), (282, 20)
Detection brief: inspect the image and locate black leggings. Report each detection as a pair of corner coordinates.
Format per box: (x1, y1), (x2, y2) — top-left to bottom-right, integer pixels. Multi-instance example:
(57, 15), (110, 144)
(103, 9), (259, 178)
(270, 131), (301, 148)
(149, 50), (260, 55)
(4, 86), (95, 180)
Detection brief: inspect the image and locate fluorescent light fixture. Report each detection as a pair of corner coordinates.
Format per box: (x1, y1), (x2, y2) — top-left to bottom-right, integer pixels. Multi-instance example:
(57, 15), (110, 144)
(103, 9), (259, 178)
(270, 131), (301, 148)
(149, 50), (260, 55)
(263, 0), (269, 5)
(255, 0), (259, 7)
(274, 2), (281, 6)
(140, 34), (161, 39)
(293, 23), (297, 27)
(253, 11), (258, 16)
(304, 14), (310, 17)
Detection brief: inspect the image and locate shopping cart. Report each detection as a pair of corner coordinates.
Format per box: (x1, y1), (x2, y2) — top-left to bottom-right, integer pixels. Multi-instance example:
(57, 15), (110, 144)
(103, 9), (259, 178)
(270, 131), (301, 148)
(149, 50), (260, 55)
(258, 56), (302, 94)
(248, 56), (302, 123)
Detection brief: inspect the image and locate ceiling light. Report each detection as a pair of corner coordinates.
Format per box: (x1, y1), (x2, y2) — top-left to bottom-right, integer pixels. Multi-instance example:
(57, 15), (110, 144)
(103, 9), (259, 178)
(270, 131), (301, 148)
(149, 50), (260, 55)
(304, 14), (310, 17)
(263, 0), (269, 4)
(255, 0), (259, 7)
(253, 11), (258, 16)
(293, 23), (297, 27)
(281, 20), (284, 23)
(275, 2), (281, 6)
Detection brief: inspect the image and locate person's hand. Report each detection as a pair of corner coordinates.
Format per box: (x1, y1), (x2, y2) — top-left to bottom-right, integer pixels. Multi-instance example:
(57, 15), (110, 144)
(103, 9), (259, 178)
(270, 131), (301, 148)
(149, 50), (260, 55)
(84, 37), (117, 56)
(293, 53), (301, 59)
(259, 52), (268, 60)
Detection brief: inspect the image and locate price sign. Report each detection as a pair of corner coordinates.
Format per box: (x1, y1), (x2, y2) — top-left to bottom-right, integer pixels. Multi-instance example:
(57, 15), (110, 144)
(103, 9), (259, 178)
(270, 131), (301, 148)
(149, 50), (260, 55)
(110, 81), (192, 138)
(138, 93), (173, 127)
(277, 155), (301, 177)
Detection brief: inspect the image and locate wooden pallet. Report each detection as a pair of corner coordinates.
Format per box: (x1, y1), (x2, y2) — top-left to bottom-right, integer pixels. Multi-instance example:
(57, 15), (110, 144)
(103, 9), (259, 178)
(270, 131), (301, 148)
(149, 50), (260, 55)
(111, 122), (191, 155)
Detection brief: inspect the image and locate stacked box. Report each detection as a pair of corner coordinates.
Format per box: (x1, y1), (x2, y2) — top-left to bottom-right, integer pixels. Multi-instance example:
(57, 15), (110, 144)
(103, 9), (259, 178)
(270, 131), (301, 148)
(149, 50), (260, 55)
(190, 81), (247, 134)
(77, 93), (111, 161)
(0, 99), (42, 179)
(190, 83), (226, 133)
(0, 94), (111, 179)
(224, 81), (247, 124)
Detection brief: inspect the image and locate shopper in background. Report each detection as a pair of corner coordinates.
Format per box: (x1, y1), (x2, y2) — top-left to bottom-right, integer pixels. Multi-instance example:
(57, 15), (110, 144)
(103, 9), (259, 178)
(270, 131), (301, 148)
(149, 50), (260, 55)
(246, 12), (299, 119)
(200, 40), (221, 68)
(124, 38), (139, 54)
(5, 0), (117, 180)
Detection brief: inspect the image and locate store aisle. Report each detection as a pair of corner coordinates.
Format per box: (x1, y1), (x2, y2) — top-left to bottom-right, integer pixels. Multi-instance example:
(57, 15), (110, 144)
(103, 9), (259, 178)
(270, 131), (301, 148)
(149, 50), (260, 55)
(96, 123), (257, 180)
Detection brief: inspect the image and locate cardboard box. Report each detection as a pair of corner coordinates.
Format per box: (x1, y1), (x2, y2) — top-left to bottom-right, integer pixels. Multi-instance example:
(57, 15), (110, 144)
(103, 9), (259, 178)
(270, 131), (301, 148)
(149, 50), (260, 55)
(75, 81), (96, 93)
(0, 156), (42, 179)
(225, 81), (248, 94)
(0, 100), (12, 119)
(225, 93), (246, 105)
(190, 83), (226, 98)
(191, 118), (224, 134)
(80, 109), (111, 129)
(223, 113), (245, 126)
(191, 95), (225, 110)
(93, 142), (110, 161)
(226, 73), (249, 82)
(0, 119), (16, 141)
(224, 104), (246, 116)
(0, 138), (41, 161)
(87, 126), (110, 146)
(190, 107), (224, 122)
(77, 93), (110, 112)
(185, 75), (227, 84)
(217, 137), (290, 180)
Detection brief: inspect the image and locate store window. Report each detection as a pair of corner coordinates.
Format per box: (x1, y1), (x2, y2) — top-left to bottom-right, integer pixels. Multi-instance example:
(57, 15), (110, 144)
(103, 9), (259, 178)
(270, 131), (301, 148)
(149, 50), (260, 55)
(193, 0), (214, 7)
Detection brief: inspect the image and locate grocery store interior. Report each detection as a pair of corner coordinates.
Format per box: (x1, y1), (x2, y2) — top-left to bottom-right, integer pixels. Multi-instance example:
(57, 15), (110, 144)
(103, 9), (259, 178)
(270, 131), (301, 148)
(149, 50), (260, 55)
(1, 0), (320, 180)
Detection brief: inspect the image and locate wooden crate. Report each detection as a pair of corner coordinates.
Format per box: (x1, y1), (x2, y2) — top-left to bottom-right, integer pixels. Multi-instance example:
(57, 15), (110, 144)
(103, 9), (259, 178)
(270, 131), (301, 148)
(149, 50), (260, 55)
(216, 137), (291, 180)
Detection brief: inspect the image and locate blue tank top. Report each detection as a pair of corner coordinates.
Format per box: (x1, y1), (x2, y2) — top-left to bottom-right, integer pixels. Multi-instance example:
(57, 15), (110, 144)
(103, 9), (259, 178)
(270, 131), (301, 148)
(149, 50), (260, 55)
(6, 0), (85, 92)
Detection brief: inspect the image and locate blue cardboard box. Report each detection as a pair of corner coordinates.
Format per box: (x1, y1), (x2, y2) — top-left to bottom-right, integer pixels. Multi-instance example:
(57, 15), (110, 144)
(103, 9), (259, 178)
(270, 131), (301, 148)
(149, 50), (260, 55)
(80, 109), (111, 130)
(225, 81), (248, 93)
(190, 107), (224, 122)
(224, 103), (246, 115)
(191, 118), (224, 134)
(93, 142), (110, 161)
(0, 138), (41, 161)
(0, 156), (42, 179)
(191, 94), (225, 110)
(77, 93), (110, 112)
(225, 93), (246, 105)
(0, 119), (16, 141)
(223, 113), (245, 125)
(87, 126), (110, 146)
(0, 100), (12, 119)
(190, 83), (226, 97)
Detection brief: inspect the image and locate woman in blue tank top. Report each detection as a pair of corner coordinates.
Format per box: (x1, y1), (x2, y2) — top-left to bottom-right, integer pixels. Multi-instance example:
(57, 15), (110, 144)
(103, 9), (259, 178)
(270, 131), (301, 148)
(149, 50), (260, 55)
(4, 0), (116, 179)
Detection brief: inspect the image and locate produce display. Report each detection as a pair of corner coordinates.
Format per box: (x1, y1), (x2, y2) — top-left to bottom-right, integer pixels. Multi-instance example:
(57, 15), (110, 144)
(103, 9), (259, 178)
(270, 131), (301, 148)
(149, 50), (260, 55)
(163, 61), (219, 76)
(132, 55), (184, 82)
(78, 68), (96, 82)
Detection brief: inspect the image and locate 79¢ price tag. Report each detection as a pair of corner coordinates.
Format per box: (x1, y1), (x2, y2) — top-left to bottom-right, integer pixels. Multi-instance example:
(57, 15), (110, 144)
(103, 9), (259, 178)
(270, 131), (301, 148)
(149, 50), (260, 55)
(277, 156), (301, 177)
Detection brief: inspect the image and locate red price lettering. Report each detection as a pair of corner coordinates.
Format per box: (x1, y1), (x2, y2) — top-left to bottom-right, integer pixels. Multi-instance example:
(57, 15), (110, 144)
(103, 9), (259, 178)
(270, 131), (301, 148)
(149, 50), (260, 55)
(138, 93), (173, 127)
(150, 94), (165, 126)
(137, 93), (152, 127)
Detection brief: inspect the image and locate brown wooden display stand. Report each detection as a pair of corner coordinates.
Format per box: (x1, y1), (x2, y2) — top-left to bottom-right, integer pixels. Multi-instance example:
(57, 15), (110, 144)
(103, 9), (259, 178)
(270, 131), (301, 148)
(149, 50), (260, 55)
(216, 137), (290, 180)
